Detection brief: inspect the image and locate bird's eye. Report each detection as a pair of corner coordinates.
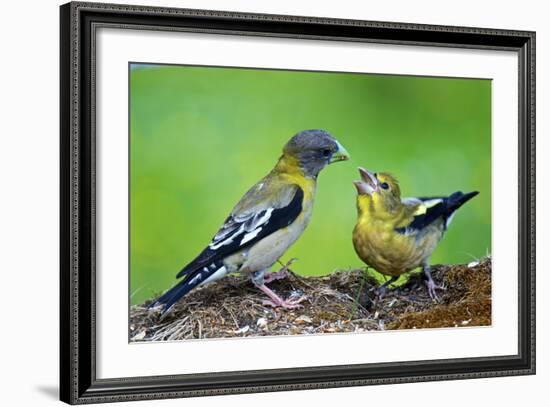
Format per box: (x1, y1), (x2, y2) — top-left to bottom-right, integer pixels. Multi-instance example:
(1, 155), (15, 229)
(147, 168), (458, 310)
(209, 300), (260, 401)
(322, 149), (331, 157)
(380, 182), (389, 190)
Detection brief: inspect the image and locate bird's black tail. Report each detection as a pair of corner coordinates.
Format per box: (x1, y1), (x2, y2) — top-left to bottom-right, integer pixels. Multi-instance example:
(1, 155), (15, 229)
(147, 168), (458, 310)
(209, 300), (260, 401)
(149, 277), (198, 315)
(444, 191), (479, 228)
(448, 191), (479, 212)
(149, 259), (226, 315)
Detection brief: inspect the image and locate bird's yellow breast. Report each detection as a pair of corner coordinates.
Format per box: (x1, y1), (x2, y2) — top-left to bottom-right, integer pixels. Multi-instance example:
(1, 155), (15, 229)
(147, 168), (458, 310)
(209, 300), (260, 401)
(353, 215), (443, 276)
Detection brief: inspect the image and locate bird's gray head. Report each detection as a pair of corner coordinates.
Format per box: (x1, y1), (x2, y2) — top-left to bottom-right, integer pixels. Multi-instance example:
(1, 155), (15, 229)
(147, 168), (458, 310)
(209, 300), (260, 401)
(281, 129), (350, 178)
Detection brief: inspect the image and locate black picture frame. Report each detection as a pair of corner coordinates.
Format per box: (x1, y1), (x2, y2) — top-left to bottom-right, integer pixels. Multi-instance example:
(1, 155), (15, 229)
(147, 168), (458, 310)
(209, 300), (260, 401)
(60, 1), (536, 404)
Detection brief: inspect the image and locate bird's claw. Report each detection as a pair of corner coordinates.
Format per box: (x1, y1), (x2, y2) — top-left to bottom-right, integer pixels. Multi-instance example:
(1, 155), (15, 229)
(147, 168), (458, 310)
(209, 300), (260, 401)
(262, 296), (305, 310)
(425, 280), (446, 301)
(375, 286), (387, 300)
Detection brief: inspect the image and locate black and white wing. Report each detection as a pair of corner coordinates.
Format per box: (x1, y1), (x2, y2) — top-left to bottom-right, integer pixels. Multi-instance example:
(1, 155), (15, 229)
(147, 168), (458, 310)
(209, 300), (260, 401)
(176, 183), (304, 279)
(151, 183), (305, 312)
(397, 191), (479, 234)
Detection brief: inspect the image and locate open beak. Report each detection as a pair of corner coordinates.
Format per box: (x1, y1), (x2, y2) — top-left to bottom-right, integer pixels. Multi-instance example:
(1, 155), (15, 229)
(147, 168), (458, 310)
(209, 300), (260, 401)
(354, 167), (378, 195)
(329, 141), (350, 164)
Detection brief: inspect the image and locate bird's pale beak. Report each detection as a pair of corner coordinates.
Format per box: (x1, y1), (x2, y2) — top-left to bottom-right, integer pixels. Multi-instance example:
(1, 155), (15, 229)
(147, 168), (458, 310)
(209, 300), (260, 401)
(329, 141), (350, 164)
(354, 167), (378, 195)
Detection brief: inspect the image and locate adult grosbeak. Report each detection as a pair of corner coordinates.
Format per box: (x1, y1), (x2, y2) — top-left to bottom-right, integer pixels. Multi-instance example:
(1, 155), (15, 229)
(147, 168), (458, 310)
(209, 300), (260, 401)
(352, 167), (478, 299)
(151, 129), (349, 314)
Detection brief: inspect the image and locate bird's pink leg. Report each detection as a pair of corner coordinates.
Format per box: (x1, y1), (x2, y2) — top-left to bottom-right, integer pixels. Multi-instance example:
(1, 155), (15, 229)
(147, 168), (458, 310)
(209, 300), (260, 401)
(423, 264), (446, 300)
(257, 284), (304, 310)
(263, 258), (297, 284)
(425, 279), (446, 300)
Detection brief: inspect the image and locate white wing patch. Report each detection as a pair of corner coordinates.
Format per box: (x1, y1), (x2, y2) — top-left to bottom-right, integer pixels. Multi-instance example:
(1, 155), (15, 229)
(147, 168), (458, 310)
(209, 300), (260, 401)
(253, 207), (273, 226)
(208, 207), (274, 251)
(241, 227), (262, 245)
(422, 199), (444, 208)
(209, 224), (244, 250)
(408, 198), (443, 216)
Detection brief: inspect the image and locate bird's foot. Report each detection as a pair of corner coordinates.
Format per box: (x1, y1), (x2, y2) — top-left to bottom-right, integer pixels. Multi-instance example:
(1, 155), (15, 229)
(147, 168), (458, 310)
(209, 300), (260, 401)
(375, 286), (388, 300)
(374, 276), (399, 300)
(257, 282), (304, 310)
(425, 279), (446, 301)
(264, 258), (298, 284)
(262, 297), (305, 310)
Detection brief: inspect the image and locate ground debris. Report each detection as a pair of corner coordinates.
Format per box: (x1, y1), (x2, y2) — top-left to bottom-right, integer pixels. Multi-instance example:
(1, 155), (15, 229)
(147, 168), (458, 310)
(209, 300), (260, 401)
(130, 258), (491, 341)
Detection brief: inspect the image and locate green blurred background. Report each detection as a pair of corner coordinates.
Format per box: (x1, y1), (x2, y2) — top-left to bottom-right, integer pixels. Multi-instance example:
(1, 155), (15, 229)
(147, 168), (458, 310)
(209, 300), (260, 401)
(130, 63), (491, 305)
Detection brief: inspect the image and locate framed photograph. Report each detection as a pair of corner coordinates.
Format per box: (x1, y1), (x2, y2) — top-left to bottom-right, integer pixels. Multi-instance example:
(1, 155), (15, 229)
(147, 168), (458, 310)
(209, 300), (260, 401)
(60, 1), (535, 404)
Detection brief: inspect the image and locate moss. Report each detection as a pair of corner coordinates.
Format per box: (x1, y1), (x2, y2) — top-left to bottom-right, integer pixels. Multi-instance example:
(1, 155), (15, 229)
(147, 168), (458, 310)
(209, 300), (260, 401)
(388, 259), (491, 329)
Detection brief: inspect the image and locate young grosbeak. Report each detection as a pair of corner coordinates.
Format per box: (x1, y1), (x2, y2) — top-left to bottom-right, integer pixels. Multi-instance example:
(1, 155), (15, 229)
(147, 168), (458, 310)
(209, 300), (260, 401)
(352, 167), (478, 299)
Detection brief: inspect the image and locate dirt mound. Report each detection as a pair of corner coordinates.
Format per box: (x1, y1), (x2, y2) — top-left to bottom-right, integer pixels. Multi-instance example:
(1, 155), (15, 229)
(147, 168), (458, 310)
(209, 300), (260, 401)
(130, 258), (491, 341)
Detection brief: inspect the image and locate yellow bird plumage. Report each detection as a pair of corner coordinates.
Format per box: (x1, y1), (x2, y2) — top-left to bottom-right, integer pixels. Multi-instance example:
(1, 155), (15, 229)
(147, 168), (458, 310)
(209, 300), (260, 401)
(151, 129), (349, 314)
(352, 167), (478, 299)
